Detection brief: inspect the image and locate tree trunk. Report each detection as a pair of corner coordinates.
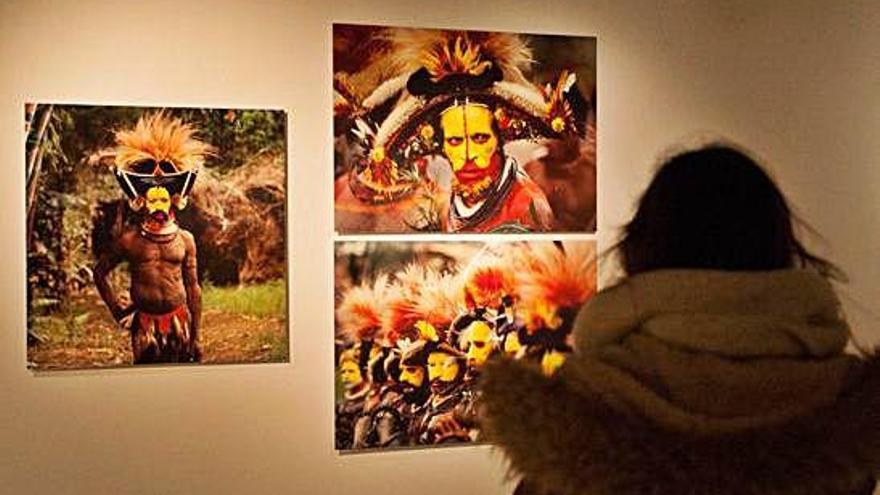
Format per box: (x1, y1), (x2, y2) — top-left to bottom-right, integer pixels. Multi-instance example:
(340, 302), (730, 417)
(25, 104), (54, 346)
(25, 104), (53, 249)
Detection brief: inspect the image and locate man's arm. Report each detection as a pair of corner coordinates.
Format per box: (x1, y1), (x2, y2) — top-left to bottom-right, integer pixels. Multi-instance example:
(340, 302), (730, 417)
(182, 232), (202, 356)
(93, 247), (129, 322)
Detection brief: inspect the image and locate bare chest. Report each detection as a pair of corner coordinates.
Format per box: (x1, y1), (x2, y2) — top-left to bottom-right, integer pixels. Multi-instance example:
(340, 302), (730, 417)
(123, 232), (187, 265)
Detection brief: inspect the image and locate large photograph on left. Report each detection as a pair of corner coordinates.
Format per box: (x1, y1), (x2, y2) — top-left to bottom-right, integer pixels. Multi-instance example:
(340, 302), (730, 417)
(25, 104), (289, 370)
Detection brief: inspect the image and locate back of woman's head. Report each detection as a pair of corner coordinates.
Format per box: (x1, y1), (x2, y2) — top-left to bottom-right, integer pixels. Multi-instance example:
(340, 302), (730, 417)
(618, 144), (836, 277)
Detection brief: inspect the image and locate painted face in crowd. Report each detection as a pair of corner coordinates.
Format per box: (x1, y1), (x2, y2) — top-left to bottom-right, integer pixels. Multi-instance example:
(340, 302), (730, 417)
(462, 320), (495, 368)
(427, 352), (461, 384)
(339, 359), (364, 389)
(400, 364), (425, 389)
(502, 331), (523, 358)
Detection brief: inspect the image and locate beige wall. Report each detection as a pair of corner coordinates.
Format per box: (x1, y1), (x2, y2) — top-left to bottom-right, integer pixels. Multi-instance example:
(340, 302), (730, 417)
(1, 1), (878, 494)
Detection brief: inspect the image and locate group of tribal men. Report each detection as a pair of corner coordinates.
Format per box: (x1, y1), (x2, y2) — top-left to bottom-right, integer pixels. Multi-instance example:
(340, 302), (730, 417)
(335, 241), (595, 450)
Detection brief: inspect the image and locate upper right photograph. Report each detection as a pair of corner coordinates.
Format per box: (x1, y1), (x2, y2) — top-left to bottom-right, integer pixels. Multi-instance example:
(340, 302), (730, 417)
(334, 24), (596, 234)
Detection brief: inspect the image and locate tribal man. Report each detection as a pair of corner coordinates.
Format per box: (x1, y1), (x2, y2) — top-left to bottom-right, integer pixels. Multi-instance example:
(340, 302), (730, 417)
(366, 341), (433, 447)
(351, 349), (408, 449)
(341, 31), (589, 233)
(336, 346), (372, 449)
(94, 112), (208, 364)
(416, 343), (477, 444)
(335, 274), (391, 449)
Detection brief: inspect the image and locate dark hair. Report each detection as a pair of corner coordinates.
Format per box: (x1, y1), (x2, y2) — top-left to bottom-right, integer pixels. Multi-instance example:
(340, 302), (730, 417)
(616, 144), (839, 278)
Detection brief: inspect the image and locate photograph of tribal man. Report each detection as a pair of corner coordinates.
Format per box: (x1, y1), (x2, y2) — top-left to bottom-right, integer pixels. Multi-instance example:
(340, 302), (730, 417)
(334, 24), (596, 234)
(334, 240), (596, 451)
(26, 104), (288, 370)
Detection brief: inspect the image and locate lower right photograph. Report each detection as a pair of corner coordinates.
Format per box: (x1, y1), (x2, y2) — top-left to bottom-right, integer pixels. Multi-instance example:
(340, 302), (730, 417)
(333, 239), (597, 451)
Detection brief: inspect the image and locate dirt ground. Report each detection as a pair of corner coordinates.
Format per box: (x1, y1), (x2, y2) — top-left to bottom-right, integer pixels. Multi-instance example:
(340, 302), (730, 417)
(27, 292), (288, 371)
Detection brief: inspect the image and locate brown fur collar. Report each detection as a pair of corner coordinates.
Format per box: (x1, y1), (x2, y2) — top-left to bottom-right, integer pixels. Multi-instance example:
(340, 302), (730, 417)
(480, 353), (880, 495)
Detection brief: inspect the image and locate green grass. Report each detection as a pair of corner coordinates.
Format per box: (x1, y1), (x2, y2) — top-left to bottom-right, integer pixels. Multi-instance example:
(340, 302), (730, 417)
(258, 329), (290, 362)
(203, 280), (287, 318)
(29, 299), (95, 343)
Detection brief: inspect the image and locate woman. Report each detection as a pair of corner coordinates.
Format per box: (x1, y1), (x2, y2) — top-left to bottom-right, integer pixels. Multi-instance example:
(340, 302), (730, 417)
(481, 144), (880, 495)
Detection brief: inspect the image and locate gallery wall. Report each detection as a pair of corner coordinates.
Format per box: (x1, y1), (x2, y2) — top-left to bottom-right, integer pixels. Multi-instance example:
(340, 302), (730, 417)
(1, 1), (878, 494)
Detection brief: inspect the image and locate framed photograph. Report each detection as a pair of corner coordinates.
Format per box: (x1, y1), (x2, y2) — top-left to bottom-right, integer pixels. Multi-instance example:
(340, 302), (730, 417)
(334, 239), (596, 451)
(25, 104), (288, 370)
(333, 24), (597, 234)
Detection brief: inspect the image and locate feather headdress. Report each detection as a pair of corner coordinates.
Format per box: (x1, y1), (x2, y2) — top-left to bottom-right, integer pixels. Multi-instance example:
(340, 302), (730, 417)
(414, 271), (465, 331)
(384, 28), (533, 86)
(114, 111), (213, 172)
(384, 294), (425, 347)
(337, 274), (393, 344)
(515, 242), (597, 332)
(394, 262), (436, 299)
(341, 27), (587, 205)
(462, 253), (516, 310)
(384, 265), (462, 346)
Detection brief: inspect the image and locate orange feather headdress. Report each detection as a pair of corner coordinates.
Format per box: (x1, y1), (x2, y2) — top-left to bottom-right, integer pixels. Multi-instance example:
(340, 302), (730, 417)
(384, 265), (464, 347)
(384, 295), (423, 348)
(462, 254), (515, 310)
(114, 111), (213, 172)
(515, 241), (597, 332)
(337, 274), (393, 344)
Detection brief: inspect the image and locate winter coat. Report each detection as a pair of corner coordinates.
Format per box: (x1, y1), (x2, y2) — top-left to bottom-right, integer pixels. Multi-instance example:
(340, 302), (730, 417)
(481, 269), (880, 495)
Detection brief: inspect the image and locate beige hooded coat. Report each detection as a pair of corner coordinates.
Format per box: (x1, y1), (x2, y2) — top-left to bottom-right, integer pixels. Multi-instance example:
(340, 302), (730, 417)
(481, 269), (880, 495)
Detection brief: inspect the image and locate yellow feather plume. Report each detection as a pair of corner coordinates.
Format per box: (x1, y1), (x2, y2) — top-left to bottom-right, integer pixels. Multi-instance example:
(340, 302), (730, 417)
(421, 35), (492, 81)
(114, 111), (213, 172)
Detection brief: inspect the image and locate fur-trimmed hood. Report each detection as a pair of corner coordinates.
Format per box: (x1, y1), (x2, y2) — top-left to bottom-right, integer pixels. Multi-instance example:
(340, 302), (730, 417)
(481, 269), (880, 495)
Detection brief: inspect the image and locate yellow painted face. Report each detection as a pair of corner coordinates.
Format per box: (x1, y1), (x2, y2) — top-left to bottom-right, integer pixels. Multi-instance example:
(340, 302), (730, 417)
(463, 321), (494, 367)
(502, 331), (522, 357)
(400, 365), (425, 388)
(145, 186), (172, 214)
(339, 360), (363, 388)
(427, 352), (460, 383)
(440, 103), (498, 172)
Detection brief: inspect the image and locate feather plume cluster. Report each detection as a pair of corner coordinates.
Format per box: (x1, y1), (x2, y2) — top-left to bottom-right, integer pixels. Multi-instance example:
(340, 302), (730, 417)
(384, 294), (424, 347)
(545, 70), (578, 132)
(421, 35), (492, 81)
(414, 271), (465, 330)
(514, 242), (597, 330)
(394, 262), (435, 298)
(384, 265), (463, 345)
(383, 28), (533, 85)
(114, 111), (213, 172)
(339, 242), (597, 346)
(337, 274), (393, 343)
(462, 255), (516, 309)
